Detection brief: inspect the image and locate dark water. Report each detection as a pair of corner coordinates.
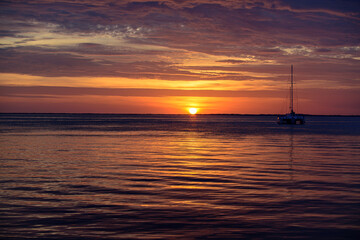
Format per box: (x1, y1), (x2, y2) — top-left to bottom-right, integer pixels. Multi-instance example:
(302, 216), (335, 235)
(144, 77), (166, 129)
(0, 114), (359, 239)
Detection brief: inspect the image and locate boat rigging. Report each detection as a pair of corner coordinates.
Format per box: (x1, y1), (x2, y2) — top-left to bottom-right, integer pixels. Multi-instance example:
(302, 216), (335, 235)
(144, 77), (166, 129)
(277, 65), (305, 125)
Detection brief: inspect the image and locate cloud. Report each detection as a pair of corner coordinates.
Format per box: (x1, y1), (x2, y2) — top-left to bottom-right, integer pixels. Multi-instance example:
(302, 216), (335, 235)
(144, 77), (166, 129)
(0, 85), (289, 98)
(1, 85), (359, 100)
(2, 1), (358, 46)
(1, 43), (359, 87)
(0, 46), (211, 80)
(0, 0), (359, 114)
(281, 0), (360, 16)
(216, 59), (250, 64)
(0, 47), (111, 77)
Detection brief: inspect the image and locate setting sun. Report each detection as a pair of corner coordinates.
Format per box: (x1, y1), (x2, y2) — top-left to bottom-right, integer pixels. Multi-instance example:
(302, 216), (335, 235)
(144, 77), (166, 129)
(189, 108), (198, 115)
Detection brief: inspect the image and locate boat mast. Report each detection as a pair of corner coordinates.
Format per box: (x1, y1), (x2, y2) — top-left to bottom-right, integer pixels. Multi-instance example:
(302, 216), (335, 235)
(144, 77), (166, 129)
(290, 65), (294, 114)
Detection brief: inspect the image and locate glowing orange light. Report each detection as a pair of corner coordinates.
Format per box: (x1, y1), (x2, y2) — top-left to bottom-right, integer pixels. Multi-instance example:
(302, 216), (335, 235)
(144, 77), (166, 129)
(189, 108), (198, 115)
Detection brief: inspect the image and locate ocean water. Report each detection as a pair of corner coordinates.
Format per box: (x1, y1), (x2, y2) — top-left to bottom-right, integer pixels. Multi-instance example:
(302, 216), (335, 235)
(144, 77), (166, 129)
(0, 114), (359, 239)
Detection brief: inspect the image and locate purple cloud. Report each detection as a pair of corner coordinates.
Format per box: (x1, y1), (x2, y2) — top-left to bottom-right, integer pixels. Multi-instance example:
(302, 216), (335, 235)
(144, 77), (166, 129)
(0, 0), (359, 114)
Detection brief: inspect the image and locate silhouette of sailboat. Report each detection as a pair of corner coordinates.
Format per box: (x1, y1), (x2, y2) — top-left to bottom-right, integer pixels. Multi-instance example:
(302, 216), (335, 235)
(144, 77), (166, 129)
(277, 65), (305, 124)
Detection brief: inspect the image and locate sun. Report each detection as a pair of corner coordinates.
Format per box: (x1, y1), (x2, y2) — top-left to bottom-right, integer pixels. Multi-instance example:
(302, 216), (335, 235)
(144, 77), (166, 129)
(188, 108), (198, 115)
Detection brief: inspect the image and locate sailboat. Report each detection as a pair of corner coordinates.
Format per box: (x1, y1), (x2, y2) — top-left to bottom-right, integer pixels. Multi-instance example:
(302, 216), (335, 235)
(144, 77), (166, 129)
(277, 65), (305, 125)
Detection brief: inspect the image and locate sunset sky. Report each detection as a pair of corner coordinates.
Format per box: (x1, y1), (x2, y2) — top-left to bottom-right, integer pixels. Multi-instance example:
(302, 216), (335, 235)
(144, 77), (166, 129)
(0, 0), (359, 114)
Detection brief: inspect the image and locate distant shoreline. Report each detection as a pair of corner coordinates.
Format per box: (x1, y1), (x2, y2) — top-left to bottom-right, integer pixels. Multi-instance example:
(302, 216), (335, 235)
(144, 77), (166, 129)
(1, 113), (359, 117)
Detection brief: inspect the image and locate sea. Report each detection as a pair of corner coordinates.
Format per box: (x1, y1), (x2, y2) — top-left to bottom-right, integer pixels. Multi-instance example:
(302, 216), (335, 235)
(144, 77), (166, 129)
(0, 114), (359, 239)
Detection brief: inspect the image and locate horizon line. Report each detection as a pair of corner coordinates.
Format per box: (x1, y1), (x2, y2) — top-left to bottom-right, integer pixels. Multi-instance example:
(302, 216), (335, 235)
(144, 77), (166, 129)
(1, 112), (359, 117)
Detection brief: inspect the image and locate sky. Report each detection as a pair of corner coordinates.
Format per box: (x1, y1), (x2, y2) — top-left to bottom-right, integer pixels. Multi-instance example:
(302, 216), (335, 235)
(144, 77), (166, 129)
(0, 0), (359, 114)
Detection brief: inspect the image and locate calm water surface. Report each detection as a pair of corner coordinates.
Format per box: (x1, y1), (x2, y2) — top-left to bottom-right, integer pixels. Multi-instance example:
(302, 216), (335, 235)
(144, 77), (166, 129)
(0, 114), (359, 239)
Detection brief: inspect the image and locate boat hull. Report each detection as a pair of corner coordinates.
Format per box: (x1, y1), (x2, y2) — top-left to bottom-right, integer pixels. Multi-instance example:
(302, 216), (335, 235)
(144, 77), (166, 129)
(277, 114), (305, 125)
